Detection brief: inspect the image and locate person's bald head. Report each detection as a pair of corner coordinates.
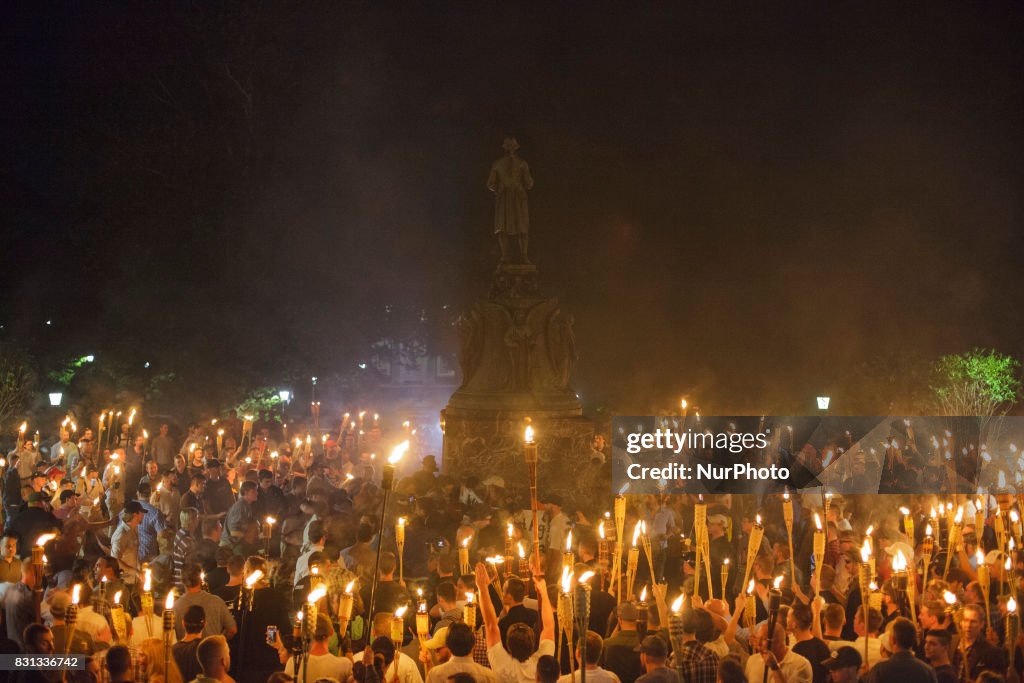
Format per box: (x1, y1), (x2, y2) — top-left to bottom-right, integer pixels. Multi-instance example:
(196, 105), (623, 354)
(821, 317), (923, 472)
(756, 621), (787, 659)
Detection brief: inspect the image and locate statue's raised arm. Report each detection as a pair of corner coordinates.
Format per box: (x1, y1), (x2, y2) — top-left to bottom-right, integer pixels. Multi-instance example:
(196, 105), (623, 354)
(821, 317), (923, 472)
(488, 137), (533, 264)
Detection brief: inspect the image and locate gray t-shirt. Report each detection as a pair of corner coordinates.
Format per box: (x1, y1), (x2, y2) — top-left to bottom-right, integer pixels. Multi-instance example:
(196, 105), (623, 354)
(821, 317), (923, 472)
(172, 590), (237, 639)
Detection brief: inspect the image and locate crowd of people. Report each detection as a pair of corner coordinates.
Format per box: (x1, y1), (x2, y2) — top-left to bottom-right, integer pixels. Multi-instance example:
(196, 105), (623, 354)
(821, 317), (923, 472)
(0, 416), (1022, 683)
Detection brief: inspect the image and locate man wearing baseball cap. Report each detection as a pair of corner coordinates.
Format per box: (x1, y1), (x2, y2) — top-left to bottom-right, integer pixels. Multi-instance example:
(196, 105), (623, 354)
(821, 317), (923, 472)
(821, 646), (862, 683)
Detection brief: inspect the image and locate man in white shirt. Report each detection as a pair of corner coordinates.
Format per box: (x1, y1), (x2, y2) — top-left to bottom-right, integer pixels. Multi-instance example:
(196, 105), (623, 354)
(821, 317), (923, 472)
(543, 495), (569, 552)
(426, 622), (497, 683)
(294, 519), (325, 586)
(834, 606), (882, 669)
(558, 631), (621, 683)
(284, 613), (352, 681)
(353, 612), (425, 683)
(744, 621), (812, 683)
(476, 562), (555, 683)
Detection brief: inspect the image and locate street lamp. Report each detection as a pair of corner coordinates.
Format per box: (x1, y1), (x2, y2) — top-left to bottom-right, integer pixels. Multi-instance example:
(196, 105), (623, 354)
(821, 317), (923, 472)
(278, 390), (291, 404)
(816, 396), (831, 411)
(48, 392), (63, 407)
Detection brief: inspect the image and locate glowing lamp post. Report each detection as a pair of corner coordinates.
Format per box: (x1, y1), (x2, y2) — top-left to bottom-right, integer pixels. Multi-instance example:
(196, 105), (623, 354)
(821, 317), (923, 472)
(48, 392), (63, 407)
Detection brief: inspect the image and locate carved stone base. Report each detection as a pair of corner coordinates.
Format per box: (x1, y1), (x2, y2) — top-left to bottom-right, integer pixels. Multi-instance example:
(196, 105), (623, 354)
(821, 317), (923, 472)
(441, 410), (604, 510)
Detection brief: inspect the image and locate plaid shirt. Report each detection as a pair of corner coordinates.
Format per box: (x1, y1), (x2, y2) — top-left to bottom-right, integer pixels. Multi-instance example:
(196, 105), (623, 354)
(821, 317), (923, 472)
(673, 640), (720, 683)
(472, 625), (490, 666)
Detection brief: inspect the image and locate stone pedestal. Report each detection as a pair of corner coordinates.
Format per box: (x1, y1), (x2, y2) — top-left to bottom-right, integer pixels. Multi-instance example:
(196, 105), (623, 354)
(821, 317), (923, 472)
(442, 263), (601, 506)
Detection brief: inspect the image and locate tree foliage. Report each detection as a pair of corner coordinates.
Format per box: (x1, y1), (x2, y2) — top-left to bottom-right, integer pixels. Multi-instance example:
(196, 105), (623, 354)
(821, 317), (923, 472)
(930, 348), (1021, 416)
(0, 346), (37, 427)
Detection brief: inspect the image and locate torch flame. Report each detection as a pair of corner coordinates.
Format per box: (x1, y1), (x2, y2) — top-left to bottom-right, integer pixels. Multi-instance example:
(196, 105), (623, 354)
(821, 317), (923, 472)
(773, 575), (784, 590)
(599, 521), (605, 539)
(394, 605), (408, 618)
(893, 551), (908, 572)
(1010, 597), (1018, 613)
(566, 530), (573, 551)
(35, 533), (57, 547)
(755, 514), (762, 525)
(266, 516), (276, 525)
(814, 513), (822, 530)
(579, 570), (595, 584)
(165, 591), (175, 610)
(976, 548), (985, 564)
(639, 585), (647, 601)
(345, 580), (356, 593)
(671, 594), (685, 613)
(925, 524), (933, 537)
(860, 540), (871, 563)
(507, 522), (514, 538)
(388, 440), (410, 464)
(632, 520), (642, 547)
(144, 568), (152, 592)
(899, 507), (910, 515)
(560, 566), (572, 593)
(943, 590), (957, 606)
(465, 592), (475, 604)
(113, 590), (122, 605)
(955, 506), (964, 524)
(245, 570), (263, 587)
(747, 579), (756, 595)
(307, 586), (327, 604)
(517, 542), (525, 559)
(72, 584), (81, 605)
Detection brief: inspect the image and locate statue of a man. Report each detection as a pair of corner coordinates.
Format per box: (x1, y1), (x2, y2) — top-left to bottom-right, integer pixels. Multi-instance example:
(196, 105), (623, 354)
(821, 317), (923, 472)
(487, 137), (534, 263)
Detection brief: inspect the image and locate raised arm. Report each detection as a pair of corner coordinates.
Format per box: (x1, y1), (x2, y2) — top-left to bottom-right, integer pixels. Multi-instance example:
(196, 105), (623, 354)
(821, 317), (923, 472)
(533, 569), (554, 643)
(474, 563), (501, 648)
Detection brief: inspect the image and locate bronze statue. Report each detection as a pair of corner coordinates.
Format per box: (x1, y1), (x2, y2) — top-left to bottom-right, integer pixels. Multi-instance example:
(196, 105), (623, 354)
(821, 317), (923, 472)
(488, 137), (534, 263)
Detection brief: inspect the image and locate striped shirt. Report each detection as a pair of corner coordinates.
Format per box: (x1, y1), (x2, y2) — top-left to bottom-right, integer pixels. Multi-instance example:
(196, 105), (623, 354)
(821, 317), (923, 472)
(172, 527), (197, 588)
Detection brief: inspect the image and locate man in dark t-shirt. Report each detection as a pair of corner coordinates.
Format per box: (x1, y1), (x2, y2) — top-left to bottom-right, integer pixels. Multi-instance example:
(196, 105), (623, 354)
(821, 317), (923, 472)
(789, 603), (831, 683)
(172, 605), (206, 683)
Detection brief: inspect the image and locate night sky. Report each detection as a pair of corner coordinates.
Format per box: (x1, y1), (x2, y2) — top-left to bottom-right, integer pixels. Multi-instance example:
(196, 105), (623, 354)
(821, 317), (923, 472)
(3, 3), (1023, 415)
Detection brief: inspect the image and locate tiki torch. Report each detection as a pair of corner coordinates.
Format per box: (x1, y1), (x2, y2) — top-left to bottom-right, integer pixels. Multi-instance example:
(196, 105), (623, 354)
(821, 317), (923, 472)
(505, 523), (515, 577)
(783, 492), (796, 590)
(111, 591), (128, 643)
(65, 584), (81, 655)
(33, 532), (57, 621)
(396, 517), (406, 583)
(943, 506), (964, 581)
(575, 571), (595, 683)
(626, 523), (640, 600)
(614, 495), (626, 601)
(598, 520), (610, 591)
(524, 425), (540, 563)
(976, 548), (991, 627)
(741, 515), (764, 591)
(463, 592), (476, 630)
(921, 525), (934, 584)
(263, 516), (276, 557)
(1009, 597), (1019, 672)
(459, 536), (472, 577)
(338, 580), (355, 636)
(163, 590), (175, 677)
(564, 529), (576, 570)
(368, 441), (408, 620)
(391, 605), (408, 648)
(859, 542), (872, 667)
(813, 513), (825, 598)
